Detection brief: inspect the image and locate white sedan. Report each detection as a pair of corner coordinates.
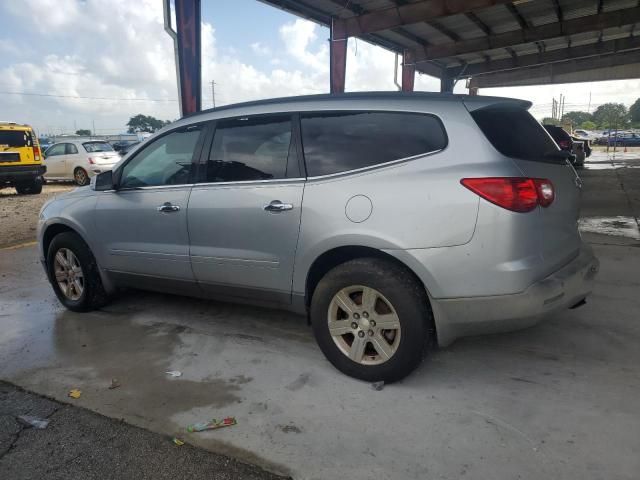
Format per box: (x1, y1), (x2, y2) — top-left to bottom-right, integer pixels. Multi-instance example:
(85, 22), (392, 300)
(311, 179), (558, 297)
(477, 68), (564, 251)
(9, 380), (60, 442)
(44, 140), (120, 186)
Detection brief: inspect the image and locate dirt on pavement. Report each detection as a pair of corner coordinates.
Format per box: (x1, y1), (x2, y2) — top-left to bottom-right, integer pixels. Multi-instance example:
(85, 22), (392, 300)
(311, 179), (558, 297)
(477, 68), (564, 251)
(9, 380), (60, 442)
(0, 184), (74, 249)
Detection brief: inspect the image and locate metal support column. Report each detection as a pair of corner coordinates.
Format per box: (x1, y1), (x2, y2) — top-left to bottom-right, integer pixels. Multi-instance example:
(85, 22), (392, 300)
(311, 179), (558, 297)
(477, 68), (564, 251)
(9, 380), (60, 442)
(440, 74), (455, 93)
(401, 50), (416, 92)
(330, 18), (348, 94)
(164, 0), (202, 116)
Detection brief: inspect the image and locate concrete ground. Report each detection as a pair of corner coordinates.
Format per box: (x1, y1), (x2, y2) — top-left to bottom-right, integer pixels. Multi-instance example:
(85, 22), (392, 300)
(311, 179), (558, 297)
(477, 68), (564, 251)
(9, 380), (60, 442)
(1, 151), (639, 479)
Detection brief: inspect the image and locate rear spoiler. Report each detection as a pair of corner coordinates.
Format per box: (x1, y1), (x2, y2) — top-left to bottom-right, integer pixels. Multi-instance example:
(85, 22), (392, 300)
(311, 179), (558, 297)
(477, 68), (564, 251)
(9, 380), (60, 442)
(462, 97), (532, 112)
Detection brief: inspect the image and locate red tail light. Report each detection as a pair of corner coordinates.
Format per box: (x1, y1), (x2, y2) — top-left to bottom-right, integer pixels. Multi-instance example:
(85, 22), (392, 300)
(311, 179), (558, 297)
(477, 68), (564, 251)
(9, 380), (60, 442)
(32, 146), (41, 161)
(558, 140), (571, 149)
(461, 177), (555, 213)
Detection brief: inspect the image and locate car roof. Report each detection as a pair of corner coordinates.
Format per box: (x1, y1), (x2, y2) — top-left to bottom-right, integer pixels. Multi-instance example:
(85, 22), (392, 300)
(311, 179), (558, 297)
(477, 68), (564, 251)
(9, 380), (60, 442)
(182, 91), (532, 121)
(0, 122), (33, 131)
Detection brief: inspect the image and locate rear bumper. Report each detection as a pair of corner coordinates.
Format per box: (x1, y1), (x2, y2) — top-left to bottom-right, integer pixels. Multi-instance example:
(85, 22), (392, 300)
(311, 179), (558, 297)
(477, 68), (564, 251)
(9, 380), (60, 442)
(0, 164), (46, 183)
(431, 243), (600, 347)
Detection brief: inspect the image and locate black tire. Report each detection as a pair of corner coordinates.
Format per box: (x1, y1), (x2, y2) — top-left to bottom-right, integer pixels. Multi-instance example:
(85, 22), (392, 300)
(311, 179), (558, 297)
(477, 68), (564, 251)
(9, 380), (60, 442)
(74, 168), (90, 186)
(15, 177), (43, 195)
(310, 257), (433, 383)
(47, 232), (109, 312)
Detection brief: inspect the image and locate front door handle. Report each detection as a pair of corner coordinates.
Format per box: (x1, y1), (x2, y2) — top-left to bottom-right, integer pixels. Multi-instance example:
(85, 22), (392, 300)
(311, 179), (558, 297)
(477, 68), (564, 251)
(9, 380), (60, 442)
(264, 200), (293, 212)
(157, 202), (180, 213)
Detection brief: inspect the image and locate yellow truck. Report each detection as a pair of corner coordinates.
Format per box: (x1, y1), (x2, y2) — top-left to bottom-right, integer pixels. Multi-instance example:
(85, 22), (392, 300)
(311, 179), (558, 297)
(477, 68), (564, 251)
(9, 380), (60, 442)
(0, 122), (46, 194)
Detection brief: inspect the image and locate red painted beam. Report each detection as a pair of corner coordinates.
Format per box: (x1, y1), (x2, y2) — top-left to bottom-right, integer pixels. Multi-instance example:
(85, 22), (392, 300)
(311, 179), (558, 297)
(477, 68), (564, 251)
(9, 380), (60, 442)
(175, 0), (202, 115)
(330, 19), (347, 94)
(401, 50), (415, 92)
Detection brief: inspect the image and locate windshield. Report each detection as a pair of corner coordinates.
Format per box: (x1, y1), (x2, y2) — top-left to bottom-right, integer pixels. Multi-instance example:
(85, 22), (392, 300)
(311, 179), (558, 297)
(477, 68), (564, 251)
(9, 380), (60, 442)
(0, 130), (32, 148)
(82, 141), (114, 153)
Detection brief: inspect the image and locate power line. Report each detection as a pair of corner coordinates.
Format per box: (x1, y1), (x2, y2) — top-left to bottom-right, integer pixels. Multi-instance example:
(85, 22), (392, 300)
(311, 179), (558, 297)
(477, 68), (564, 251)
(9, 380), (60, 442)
(0, 90), (178, 103)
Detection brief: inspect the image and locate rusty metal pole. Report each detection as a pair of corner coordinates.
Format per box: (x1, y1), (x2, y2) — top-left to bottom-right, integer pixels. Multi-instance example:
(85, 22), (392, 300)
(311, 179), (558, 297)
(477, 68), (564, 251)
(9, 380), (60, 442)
(164, 0), (201, 116)
(401, 50), (416, 92)
(330, 19), (348, 94)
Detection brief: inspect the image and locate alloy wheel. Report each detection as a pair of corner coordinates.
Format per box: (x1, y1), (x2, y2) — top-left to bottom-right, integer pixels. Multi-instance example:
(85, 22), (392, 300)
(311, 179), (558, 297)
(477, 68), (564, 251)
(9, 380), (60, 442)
(53, 248), (84, 301)
(327, 285), (401, 365)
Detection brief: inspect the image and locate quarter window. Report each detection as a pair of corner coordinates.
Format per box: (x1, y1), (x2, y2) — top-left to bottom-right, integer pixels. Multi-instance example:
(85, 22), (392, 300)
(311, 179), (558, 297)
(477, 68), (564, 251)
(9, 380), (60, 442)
(300, 111), (447, 177)
(119, 127), (202, 188)
(204, 115), (294, 183)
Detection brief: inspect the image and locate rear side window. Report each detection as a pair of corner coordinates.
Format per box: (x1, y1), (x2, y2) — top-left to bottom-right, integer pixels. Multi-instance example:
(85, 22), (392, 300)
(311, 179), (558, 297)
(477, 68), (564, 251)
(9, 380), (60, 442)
(300, 111), (447, 177)
(205, 115), (294, 183)
(83, 141), (114, 153)
(471, 107), (558, 161)
(66, 144), (78, 155)
(0, 130), (32, 148)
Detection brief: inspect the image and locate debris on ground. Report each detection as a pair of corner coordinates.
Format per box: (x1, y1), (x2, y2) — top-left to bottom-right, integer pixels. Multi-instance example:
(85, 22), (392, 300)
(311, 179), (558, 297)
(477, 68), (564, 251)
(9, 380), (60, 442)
(17, 415), (50, 429)
(68, 389), (82, 399)
(187, 417), (237, 433)
(172, 437), (185, 446)
(372, 381), (385, 391)
(166, 371), (182, 377)
(108, 378), (121, 390)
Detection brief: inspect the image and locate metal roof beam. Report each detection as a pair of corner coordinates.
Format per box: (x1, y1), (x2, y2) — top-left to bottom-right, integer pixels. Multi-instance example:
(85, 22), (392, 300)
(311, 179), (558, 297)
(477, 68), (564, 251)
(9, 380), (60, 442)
(413, 6), (640, 62)
(448, 35), (640, 76)
(505, 3), (528, 29)
(466, 11), (492, 35)
(332, 0), (513, 39)
(468, 50), (640, 87)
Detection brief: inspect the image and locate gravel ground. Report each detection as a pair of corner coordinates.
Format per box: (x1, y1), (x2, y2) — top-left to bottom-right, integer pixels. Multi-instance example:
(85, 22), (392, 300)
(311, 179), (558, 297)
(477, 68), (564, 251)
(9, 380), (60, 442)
(0, 382), (285, 480)
(0, 184), (74, 248)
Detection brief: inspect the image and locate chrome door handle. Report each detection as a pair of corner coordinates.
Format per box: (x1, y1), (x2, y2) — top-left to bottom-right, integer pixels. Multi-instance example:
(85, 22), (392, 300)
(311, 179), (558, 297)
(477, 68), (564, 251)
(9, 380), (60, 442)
(264, 200), (293, 212)
(157, 203), (180, 213)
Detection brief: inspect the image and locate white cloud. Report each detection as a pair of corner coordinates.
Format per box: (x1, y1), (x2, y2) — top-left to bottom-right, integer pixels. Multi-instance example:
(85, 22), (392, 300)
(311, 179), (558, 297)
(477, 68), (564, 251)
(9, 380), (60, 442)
(250, 42), (271, 56)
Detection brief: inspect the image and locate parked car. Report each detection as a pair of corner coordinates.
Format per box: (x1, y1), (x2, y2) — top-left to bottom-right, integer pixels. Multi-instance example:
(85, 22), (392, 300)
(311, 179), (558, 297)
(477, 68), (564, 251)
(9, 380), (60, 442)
(0, 121), (45, 194)
(37, 93), (599, 382)
(44, 140), (120, 185)
(603, 133), (640, 147)
(111, 140), (139, 154)
(542, 125), (589, 167)
(120, 141), (140, 155)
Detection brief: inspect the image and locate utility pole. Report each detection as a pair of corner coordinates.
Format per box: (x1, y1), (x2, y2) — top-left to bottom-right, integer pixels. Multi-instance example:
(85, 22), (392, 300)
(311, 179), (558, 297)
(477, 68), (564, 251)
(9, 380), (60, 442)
(92, 119), (96, 137)
(211, 80), (217, 108)
(587, 91), (592, 113)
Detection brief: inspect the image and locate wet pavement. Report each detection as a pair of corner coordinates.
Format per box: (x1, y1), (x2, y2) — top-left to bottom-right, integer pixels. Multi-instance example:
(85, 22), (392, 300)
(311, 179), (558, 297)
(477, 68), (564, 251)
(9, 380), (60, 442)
(1, 153), (639, 479)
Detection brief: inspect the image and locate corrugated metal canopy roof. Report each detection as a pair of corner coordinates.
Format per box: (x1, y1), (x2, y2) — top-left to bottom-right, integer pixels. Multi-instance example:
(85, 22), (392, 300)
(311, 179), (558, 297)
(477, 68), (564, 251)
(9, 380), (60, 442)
(259, 0), (640, 81)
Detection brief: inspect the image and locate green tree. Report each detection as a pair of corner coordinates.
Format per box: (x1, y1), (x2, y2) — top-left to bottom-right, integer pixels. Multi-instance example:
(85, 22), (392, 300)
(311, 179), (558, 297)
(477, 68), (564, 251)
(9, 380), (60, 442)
(580, 121), (597, 130)
(592, 103), (629, 129)
(541, 117), (560, 126)
(75, 129), (92, 136)
(561, 111), (593, 127)
(630, 98), (640, 124)
(126, 114), (170, 133)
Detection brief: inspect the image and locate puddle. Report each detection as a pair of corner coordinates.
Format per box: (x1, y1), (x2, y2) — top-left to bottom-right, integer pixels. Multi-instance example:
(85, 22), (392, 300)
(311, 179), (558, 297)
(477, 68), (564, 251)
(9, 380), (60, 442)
(579, 216), (640, 240)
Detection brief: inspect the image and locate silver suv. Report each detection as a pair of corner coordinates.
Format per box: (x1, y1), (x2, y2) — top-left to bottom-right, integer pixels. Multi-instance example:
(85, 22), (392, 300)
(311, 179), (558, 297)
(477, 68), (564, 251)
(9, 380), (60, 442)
(38, 93), (599, 382)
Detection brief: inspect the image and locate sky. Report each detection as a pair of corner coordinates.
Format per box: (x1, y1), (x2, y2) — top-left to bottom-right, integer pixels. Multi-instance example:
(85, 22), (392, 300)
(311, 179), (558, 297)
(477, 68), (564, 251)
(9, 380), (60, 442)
(1, 0), (639, 137)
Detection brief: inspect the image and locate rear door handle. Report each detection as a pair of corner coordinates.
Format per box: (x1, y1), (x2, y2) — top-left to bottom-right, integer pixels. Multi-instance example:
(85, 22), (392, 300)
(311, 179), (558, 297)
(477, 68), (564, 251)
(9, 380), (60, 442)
(264, 200), (293, 212)
(157, 202), (180, 213)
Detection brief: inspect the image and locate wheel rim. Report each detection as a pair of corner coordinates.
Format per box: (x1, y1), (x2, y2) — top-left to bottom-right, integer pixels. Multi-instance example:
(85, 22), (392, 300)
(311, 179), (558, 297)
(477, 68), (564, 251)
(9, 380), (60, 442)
(75, 169), (87, 185)
(53, 248), (84, 301)
(327, 285), (401, 366)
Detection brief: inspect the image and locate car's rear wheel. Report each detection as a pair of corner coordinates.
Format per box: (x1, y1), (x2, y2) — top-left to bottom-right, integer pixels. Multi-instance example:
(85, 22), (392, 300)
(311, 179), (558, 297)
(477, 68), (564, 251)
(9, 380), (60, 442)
(310, 257), (433, 383)
(15, 177), (43, 195)
(47, 231), (109, 312)
(74, 167), (89, 186)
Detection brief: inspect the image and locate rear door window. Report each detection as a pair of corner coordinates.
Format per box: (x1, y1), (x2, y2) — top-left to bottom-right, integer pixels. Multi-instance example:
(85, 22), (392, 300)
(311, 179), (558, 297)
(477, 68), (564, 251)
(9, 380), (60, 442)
(66, 144), (78, 154)
(300, 111), (447, 177)
(203, 115), (296, 183)
(0, 130), (31, 148)
(471, 107), (559, 161)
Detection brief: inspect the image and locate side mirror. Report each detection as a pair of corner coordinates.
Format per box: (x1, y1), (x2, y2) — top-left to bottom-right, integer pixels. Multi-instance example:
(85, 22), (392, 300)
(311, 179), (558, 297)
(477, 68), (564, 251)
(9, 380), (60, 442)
(93, 170), (115, 191)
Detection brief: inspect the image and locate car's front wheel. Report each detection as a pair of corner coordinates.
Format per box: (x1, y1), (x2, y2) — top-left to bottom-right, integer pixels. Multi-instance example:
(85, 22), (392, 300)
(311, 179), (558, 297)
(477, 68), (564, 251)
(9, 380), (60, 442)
(310, 257), (433, 383)
(47, 231), (109, 312)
